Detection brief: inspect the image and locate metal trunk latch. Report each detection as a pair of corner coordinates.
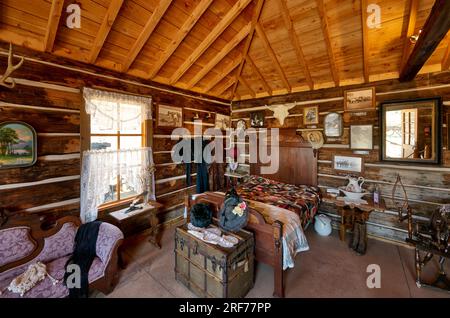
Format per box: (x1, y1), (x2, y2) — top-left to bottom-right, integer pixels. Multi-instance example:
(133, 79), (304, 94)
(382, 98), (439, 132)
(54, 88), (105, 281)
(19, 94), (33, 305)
(193, 241), (199, 255)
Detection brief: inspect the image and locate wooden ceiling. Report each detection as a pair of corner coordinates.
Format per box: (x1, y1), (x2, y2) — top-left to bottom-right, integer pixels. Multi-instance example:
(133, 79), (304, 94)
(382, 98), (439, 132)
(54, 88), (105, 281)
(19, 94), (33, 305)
(0, 0), (449, 101)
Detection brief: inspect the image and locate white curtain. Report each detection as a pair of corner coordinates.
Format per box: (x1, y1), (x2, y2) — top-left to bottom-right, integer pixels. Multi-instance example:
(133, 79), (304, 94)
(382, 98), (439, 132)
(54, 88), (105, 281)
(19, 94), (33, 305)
(83, 87), (152, 134)
(80, 147), (156, 223)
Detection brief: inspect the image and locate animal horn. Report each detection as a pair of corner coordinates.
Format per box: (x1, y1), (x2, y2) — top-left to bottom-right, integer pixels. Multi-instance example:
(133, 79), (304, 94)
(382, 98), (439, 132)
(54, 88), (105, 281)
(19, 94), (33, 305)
(0, 43), (24, 89)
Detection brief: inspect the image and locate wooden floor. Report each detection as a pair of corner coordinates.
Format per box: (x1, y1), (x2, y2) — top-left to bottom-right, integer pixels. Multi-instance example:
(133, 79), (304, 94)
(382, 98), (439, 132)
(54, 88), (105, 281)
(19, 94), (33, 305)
(94, 224), (450, 298)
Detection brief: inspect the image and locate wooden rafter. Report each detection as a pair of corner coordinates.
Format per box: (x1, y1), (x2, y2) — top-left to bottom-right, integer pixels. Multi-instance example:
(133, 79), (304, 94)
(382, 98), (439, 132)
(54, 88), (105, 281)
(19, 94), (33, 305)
(400, 0), (450, 81)
(121, 0), (173, 72)
(215, 77), (236, 96)
(43, 0), (65, 52)
(204, 57), (242, 93)
(147, 0), (213, 79)
(186, 22), (251, 90)
(400, 0), (419, 71)
(442, 39), (450, 70)
(255, 22), (291, 92)
(231, 0), (265, 98)
(360, 0), (370, 82)
(246, 55), (272, 95)
(316, 0), (339, 86)
(277, 0), (313, 89)
(238, 75), (256, 98)
(169, 0), (253, 85)
(89, 0), (124, 63)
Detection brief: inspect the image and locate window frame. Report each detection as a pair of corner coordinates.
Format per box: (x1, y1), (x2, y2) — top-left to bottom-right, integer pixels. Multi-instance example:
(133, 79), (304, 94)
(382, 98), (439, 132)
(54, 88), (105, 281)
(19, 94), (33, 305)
(81, 93), (152, 210)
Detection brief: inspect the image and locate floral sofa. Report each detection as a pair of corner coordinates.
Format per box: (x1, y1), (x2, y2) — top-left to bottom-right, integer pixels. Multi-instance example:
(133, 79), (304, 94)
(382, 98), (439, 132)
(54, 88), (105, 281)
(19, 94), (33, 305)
(0, 216), (123, 298)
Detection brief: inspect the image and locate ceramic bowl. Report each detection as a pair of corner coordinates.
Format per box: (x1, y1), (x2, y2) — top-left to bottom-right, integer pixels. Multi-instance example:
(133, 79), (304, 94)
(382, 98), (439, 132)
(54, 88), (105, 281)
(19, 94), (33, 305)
(338, 186), (369, 201)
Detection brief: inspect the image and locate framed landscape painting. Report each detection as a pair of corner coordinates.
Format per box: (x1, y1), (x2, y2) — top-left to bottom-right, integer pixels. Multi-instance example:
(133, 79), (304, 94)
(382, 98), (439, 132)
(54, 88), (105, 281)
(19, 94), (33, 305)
(0, 121), (37, 169)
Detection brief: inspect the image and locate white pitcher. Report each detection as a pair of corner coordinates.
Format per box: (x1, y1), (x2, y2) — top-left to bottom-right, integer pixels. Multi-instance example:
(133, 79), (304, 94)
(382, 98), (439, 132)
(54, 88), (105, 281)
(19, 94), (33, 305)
(345, 176), (365, 193)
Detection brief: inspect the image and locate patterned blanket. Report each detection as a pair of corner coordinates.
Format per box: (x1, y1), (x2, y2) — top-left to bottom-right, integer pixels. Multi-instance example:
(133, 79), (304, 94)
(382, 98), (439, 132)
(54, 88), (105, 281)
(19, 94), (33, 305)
(236, 175), (322, 227)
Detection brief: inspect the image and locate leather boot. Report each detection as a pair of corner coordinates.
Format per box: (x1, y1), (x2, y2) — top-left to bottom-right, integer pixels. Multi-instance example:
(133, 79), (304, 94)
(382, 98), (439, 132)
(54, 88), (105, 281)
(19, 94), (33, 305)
(350, 221), (360, 250)
(356, 222), (367, 255)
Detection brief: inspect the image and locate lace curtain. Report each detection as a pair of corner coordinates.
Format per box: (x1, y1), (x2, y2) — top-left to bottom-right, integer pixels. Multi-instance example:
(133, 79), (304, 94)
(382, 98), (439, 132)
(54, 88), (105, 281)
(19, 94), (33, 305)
(81, 148), (156, 223)
(83, 87), (152, 134)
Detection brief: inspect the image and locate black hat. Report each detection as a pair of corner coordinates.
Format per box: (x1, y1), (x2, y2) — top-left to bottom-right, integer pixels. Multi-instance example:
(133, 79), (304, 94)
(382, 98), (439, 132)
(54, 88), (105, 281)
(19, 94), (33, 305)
(219, 188), (249, 232)
(190, 203), (212, 228)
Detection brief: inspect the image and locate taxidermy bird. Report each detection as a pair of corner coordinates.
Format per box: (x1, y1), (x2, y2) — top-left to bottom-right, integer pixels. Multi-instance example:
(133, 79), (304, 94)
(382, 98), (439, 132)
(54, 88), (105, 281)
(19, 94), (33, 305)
(267, 103), (297, 126)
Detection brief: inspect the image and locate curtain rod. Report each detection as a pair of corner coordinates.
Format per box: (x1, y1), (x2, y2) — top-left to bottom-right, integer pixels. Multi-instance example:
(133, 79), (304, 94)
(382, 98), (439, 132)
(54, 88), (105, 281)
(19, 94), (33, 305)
(0, 50), (231, 107)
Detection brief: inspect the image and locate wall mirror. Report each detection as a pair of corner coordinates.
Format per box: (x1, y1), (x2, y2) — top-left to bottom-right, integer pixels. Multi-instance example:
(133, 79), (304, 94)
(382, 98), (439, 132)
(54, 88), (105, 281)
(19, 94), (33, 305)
(380, 98), (440, 164)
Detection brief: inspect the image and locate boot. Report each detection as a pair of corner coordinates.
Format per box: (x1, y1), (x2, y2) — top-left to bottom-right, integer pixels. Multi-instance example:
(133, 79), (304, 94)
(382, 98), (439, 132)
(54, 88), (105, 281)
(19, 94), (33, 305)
(356, 222), (367, 255)
(350, 221), (360, 250)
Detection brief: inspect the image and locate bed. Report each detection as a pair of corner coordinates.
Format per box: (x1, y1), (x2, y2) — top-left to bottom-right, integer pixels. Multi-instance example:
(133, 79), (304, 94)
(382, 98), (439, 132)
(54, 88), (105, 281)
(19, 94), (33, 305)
(185, 129), (319, 297)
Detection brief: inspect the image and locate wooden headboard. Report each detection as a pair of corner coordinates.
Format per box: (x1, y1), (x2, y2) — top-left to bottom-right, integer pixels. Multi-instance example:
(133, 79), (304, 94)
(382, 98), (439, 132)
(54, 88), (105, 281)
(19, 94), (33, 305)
(250, 128), (317, 186)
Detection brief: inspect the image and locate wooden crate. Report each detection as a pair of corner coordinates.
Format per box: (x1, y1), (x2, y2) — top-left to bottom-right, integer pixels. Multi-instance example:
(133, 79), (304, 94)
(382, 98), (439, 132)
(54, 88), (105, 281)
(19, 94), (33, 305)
(174, 223), (255, 298)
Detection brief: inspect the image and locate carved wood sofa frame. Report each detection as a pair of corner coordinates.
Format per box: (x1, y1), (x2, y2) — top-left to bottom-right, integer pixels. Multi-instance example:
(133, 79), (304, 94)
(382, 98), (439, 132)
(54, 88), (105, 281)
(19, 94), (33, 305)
(0, 215), (123, 295)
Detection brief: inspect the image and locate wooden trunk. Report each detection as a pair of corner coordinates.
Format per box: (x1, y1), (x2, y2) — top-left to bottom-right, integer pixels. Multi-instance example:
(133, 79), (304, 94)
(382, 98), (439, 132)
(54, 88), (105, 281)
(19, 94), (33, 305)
(174, 223), (255, 298)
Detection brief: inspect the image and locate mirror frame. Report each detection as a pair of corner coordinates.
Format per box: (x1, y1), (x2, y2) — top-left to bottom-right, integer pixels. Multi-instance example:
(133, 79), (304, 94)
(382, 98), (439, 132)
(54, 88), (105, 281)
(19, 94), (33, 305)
(380, 97), (441, 165)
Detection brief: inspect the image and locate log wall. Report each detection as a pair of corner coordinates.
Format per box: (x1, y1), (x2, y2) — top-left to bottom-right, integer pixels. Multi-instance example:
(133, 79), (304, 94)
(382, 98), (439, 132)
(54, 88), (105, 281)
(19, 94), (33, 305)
(0, 45), (230, 234)
(232, 71), (450, 242)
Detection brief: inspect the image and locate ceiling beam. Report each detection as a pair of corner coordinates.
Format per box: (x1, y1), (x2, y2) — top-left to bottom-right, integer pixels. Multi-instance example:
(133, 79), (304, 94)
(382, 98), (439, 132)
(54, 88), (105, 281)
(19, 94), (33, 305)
(121, 0), (173, 72)
(400, 0), (419, 71)
(238, 75), (256, 98)
(169, 0), (253, 85)
(246, 55), (272, 95)
(277, 0), (313, 89)
(88, 0), (124, 63)
(255, 22), (291, 92)
(442, 40), (450, 70)
(316, 0), (339, 86)
(400, 0), (450, 81)
(43, 0), (65, 52)
(147, 0), (213, 79)
(360, 0), (370, 82)
(231, 0), (265, 99)
(203, 56), (242, 93)
(215, 77), (236, 96)
(186, 22), (251, 90)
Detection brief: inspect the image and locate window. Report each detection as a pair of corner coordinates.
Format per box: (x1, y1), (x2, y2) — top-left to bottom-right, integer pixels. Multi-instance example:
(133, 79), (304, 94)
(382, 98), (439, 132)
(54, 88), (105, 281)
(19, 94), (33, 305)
(83, 88), (152, 206)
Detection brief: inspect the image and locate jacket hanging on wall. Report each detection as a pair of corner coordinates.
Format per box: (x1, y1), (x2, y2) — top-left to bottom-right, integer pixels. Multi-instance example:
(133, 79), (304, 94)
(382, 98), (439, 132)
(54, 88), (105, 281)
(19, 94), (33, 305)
(181, 137), (210, 194)
(64, 221), (102, 298)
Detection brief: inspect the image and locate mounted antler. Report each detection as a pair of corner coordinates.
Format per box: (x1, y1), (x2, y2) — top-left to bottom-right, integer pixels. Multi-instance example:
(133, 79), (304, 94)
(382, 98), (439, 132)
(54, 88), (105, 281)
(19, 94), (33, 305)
(0, 43), (24, 89)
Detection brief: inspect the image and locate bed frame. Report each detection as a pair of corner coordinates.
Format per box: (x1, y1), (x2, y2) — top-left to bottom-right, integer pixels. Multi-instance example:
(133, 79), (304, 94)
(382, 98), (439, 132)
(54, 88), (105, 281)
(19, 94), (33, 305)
(186, 129), (317, 297)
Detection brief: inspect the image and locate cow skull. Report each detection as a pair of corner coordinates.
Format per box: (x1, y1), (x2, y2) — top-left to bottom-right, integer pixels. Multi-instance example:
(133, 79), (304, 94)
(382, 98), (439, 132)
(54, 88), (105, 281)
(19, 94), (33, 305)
(267, 102), (297, 126)
(0, 44), (24, 89)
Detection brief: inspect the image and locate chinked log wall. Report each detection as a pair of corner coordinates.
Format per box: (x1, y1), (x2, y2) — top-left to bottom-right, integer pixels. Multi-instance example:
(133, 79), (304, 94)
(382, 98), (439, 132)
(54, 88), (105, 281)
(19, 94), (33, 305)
(0, 45), (230, 234)
(231, 71), (450, 242)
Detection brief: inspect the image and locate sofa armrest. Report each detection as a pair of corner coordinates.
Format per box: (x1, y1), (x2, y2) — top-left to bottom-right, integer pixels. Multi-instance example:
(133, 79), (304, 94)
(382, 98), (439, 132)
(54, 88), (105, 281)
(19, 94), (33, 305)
(96, 222), (124, 265)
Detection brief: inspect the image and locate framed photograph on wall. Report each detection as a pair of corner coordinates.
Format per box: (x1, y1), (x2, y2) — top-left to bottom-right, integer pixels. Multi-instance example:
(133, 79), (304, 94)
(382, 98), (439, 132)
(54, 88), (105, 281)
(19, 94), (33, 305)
(0, 121), (37, 169)
(333, 155), (364, 174)
(303, 106), (319, 125)
(344, 87), (375, 111)
(215, 113), (231, 130)
(156, 104), (183, 127)
(250, 111), (265, 128)
(324, 112), (343, 137)
(350, 124), (373, 150)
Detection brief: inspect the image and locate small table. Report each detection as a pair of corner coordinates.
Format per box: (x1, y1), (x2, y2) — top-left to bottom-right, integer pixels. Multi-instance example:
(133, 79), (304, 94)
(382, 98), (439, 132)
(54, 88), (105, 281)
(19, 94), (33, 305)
(110, 200), (164, 248)
(323, 194), (385, 254)
(224, 172), (246, 189)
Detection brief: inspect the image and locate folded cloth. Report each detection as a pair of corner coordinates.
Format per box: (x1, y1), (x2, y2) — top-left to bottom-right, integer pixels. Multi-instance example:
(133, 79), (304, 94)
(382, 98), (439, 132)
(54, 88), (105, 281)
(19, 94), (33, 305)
(187, 223), (239, 248)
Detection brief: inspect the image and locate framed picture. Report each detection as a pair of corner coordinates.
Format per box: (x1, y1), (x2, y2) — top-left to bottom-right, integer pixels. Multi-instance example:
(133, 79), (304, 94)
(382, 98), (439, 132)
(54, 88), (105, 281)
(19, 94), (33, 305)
(303, 106), (319, 125)
(0, 121), (37, 169)
(156, 104), (183, 127)
(350, 124), (373, 150)
(344, 87), (375, 111)
(215, 113), (231, 130)
(250, 111), (265, 128)
(333, 155), (364, 174)
(324, 112), (343, 137)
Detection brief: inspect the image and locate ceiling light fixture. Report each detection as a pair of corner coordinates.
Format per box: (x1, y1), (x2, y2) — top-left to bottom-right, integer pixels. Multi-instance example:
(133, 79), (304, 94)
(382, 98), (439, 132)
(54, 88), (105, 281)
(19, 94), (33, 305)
(409, 29), (422, 44)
